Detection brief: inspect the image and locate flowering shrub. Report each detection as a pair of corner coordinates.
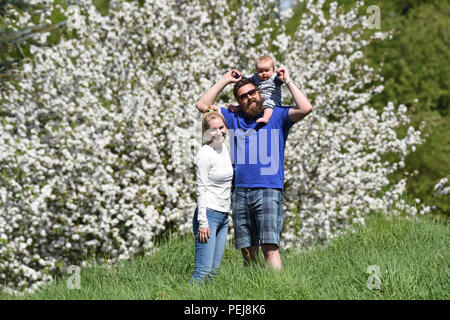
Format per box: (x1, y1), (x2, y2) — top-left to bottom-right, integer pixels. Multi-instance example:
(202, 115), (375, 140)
(433, 176), (450, 197)
(0, 0), (425, 292)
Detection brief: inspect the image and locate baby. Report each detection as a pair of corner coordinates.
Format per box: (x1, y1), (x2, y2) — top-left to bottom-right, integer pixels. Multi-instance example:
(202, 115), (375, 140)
(251, 55), (284, 124)
(230, 55), (284, 124)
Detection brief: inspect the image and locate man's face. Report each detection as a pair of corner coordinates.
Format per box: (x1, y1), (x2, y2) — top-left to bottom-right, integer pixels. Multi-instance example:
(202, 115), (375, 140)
(236, 83), (264, 119)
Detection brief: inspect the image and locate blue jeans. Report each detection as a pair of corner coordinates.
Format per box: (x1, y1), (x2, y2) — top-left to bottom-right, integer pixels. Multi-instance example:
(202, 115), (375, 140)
(190, 207), (229, 285)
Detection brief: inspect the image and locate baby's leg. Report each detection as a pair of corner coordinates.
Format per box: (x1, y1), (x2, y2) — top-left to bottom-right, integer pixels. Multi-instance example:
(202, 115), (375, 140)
(256, 107), (274, 124)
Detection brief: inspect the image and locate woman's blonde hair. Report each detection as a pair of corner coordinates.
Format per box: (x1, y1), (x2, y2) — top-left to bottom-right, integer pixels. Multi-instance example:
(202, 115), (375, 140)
(202, 105), (227, 145)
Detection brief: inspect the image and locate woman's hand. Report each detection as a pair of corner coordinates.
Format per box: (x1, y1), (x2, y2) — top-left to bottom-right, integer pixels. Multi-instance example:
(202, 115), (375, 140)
(198, 227), (210, 243)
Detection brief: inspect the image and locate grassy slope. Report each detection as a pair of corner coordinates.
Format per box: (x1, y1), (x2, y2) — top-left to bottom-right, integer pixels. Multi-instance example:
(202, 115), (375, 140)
(2, 213), (448, 300)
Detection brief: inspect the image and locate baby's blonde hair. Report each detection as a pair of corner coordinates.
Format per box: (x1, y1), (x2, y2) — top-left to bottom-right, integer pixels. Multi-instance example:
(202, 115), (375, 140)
(255, 55), (275, 70)
(201, 105), (227, 145)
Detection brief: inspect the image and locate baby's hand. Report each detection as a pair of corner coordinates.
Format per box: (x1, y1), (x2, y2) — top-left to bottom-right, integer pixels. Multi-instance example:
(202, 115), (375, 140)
(226, 103), (240, 113)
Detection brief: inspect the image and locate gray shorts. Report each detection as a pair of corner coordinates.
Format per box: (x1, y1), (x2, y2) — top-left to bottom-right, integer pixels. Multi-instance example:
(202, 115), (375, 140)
(231, 187), (284, 249)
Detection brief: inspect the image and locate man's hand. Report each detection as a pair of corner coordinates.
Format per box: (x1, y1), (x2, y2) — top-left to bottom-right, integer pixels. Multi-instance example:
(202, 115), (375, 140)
(223, 69), (243, 84)
(196, 69), (242, 113)
(278, 66), (312, 123)
(198, 227), (210, 243)
(276, 67), (290, 83)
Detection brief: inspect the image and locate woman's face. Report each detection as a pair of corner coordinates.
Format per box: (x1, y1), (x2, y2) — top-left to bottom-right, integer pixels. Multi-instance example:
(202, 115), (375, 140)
(207, 118), (227, 144)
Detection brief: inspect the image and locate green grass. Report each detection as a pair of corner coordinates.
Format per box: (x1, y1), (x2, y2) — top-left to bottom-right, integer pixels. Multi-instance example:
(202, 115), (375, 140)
(1, 213), (449, 300)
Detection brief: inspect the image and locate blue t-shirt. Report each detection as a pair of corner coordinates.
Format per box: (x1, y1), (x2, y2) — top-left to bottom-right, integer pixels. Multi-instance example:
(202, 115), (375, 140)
(220, 106), (294, 190)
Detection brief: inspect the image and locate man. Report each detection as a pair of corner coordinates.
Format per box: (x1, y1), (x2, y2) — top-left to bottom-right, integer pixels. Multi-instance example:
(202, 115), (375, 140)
(195, 68), (312, 270)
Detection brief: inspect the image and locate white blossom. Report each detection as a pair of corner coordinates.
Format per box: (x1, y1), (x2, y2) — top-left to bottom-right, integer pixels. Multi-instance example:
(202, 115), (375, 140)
(433, 176), (450, 196)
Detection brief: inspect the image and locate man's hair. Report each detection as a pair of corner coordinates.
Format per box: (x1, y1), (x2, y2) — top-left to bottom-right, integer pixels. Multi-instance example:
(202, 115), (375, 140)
(255, 55), (275, 70)
(233, 77), (257, 102)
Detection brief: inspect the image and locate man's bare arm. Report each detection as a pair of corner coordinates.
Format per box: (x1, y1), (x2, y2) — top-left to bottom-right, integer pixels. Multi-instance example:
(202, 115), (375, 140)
(196, 70), (242, 113)
(276, 68), (313, 123)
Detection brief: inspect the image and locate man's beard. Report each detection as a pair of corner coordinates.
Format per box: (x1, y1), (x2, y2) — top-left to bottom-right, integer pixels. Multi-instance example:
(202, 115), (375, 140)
(242, 98), (264, 119)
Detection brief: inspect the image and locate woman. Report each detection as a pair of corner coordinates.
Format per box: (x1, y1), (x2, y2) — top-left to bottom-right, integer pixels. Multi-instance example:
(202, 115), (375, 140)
(190, 107), (233, 285)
